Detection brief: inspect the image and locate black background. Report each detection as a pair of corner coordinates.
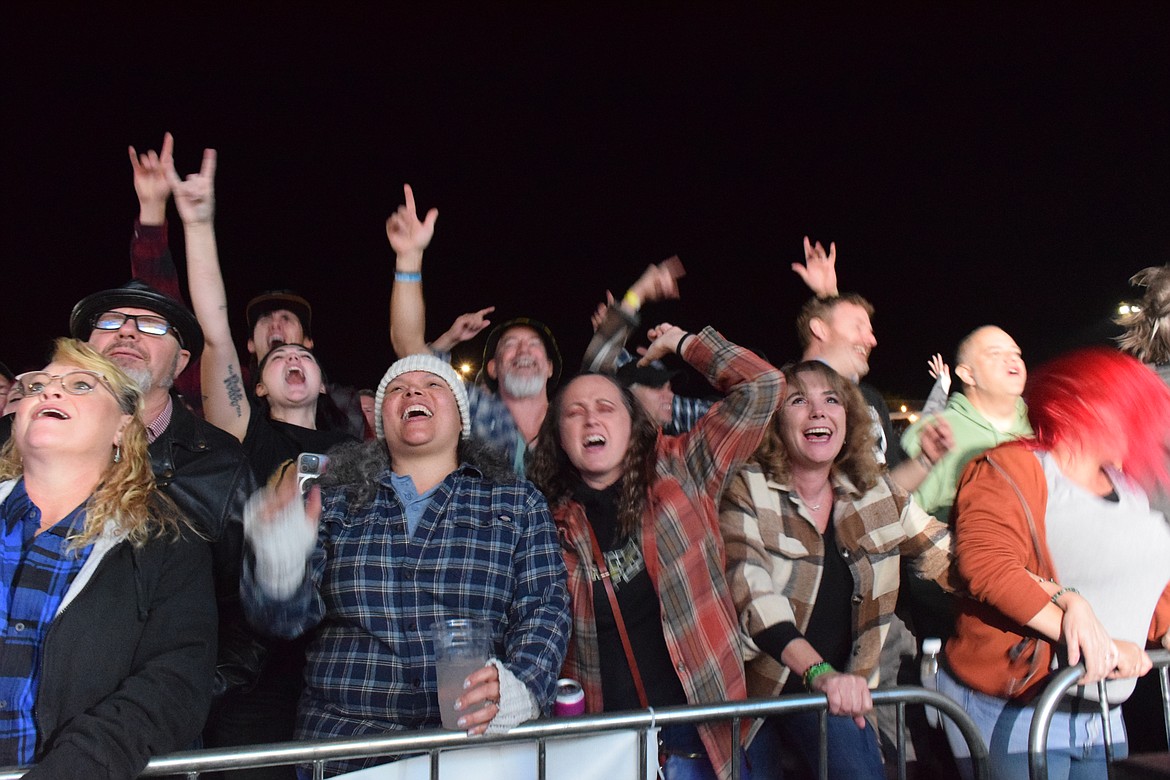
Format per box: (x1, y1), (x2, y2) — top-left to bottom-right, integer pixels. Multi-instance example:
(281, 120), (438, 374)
(4, 6), (1168, 402)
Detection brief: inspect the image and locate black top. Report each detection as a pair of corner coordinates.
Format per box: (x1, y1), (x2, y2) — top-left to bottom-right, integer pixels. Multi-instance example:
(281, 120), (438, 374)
(573, 480), (689, 711)
(243, 405), (356, 484)
(752, 510), (855, 693)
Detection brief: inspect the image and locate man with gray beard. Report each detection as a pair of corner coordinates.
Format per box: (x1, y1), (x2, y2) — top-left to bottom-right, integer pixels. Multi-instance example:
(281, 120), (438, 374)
(69, 281), (264, 731)
(386, 185), (563, 477)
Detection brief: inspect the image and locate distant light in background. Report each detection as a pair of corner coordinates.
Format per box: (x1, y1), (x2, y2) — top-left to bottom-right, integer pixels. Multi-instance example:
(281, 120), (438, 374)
(899, 404), (908, 413)
(1118, 303), (1142, 316)
(459, 363), (474, 376)
(908, 414), (919, 424)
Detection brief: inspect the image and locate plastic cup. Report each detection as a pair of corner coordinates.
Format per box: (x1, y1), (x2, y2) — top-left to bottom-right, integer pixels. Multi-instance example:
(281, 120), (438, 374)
(431, 618), (493, 729)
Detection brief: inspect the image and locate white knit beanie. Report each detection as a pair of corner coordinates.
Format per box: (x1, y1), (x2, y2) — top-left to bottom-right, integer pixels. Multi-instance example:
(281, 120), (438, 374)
(374, 354), (471, 441)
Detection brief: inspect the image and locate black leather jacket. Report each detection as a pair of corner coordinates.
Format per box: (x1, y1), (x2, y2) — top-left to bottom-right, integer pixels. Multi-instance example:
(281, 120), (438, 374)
(150, 398), (265, 696)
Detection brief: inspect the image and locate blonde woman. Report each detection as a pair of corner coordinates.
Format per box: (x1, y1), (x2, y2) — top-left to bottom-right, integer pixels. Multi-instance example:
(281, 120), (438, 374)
(0, 339), (215, 779)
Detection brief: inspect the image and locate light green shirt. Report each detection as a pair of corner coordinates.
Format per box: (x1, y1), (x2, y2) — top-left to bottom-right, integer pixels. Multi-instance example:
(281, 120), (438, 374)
(901, 392), (1031, 521)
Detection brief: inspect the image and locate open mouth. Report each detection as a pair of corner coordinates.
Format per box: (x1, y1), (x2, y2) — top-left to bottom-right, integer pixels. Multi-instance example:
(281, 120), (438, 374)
(803, 426), (832, 441)
(285, 366), (305, 384)
(583, 434), (606, 449)
(36, 407), (70, 420)
(403, 404), (433, 420)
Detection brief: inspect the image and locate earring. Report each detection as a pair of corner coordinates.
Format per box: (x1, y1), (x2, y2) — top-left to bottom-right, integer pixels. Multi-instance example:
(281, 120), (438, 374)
(113, 444), (122, 464)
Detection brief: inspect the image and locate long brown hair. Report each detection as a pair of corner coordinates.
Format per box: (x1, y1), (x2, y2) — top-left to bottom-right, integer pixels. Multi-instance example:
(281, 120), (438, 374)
(752, 361), (883, 493)
(0, 339), (185, 547)
(528, 372), (659, 538)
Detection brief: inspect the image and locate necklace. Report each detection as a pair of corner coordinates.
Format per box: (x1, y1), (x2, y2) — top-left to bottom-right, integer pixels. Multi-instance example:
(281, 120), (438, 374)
(797, 482), (831, 511)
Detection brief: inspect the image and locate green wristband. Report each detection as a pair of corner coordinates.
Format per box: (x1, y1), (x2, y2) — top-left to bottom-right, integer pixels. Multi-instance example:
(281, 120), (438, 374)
(803, 661), (835, 691)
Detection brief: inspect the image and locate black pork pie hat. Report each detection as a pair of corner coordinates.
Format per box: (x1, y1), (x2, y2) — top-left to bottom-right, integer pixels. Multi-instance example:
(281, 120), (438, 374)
(70, 279), (204, 360)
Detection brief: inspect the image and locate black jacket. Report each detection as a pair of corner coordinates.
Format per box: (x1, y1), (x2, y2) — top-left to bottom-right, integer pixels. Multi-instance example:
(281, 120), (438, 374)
(149, 398), (264, 695)
(27, 522), (217, 779)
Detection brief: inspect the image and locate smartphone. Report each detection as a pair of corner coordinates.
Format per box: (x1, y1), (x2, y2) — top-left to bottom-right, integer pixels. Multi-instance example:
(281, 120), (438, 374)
(296, 452), (330, 495)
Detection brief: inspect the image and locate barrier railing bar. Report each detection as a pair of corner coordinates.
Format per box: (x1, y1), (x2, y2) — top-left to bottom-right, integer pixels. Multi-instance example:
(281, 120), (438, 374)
(895, 701), (908, 780)
(1029, 648), (1170, 780)
(1162, 664), (1170, 753)
(817, 709), (828, 780)
(730, 716), (742, 780)
(0, 687), (987, 779)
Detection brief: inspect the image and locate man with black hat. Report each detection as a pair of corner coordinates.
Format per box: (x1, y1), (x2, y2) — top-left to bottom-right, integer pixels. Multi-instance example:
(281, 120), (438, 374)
(615, 359), (715, 433)
(69, 280), (264, 723)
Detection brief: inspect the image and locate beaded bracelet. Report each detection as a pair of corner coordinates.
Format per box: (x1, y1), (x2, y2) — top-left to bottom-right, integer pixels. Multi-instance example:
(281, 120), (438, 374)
(1051, 586), (1080, 605)
(803, 661), (835, 691)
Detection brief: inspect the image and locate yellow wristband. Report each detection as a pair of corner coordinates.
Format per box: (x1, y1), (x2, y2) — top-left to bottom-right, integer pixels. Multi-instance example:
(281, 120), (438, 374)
(623, 289), (641, 310)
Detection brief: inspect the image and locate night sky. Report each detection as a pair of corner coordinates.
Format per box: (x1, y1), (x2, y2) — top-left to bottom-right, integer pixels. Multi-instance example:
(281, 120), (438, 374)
(4, 6), (1169, 404)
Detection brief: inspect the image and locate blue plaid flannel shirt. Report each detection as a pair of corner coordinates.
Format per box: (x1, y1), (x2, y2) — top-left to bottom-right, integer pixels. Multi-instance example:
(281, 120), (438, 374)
(0, 481), (92, 765)
(242, 463), (570, 775)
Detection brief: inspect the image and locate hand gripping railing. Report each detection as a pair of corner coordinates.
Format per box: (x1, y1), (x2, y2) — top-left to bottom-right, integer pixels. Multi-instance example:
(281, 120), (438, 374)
(1028, 648), (1170, 780)
(0, 686), (989, 780)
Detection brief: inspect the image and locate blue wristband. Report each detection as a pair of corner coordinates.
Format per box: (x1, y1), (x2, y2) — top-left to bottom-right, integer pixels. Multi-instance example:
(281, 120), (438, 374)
(395, 271), (422, 283)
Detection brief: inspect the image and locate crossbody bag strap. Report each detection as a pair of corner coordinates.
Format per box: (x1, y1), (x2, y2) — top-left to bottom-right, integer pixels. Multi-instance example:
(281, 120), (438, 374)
(585, 523), (650, 709)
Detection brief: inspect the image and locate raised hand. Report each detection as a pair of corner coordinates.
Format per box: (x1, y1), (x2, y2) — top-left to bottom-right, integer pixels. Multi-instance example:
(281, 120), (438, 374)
(628, 256), (686, 306)
(928, 353), (952, 395)
(590, 291), (615, 332)
(163, 145), (217, 225)
(385, 184), (438, 264)
(638, 322), (686, 366)
(129, 132), (174, 224)
(432, 307), (496, 352)
(792, 236), (839, 298)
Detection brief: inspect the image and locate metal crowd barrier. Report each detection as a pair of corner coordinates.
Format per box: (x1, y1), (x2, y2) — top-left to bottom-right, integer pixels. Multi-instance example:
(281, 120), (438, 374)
(0, 686), (989, 780)
(1029, 648), (1170, 780)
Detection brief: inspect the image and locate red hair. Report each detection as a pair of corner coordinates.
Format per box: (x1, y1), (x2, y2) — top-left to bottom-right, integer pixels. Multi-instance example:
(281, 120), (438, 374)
(1025, 347), (1170, 492)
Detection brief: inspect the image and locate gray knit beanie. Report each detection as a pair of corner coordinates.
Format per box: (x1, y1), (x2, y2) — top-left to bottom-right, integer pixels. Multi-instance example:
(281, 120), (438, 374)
(374, 354), (471, 441)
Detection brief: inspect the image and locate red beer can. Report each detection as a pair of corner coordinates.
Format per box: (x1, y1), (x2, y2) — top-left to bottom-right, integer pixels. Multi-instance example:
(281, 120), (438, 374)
(553, 678), (585, 716)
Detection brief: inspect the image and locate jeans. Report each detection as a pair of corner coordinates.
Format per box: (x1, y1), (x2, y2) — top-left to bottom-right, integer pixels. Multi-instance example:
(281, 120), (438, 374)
(938, 665), (1127, 780)
(659, 724), (751, 780)
(746, 712), (884, 780)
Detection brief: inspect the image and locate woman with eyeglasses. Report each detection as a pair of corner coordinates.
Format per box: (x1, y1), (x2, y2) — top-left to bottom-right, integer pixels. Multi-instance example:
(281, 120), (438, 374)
(940, 348), (1170, 780)
(0, 338), (215, 778)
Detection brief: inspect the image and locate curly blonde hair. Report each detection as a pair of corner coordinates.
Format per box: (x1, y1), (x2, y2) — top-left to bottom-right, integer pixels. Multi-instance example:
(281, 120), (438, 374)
(0, 339), (185, 547)
(752, 361), (883, 493)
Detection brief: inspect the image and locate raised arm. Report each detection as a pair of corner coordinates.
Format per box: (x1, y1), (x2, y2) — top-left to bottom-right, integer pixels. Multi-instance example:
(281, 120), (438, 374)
(792, 236), (839, 298)
(429, 306), (496, 354)
(580, 257), (685, 374)
(387, 184), (439, 358)
(922, 353), (951, 415)
(653, 324), (784, 508)
(164, 145), (250, 441)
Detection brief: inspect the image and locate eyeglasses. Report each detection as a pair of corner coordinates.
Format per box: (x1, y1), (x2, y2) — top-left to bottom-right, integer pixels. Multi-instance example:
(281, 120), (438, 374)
(92, 311), (178, 339)
(14, 370), (117, 399)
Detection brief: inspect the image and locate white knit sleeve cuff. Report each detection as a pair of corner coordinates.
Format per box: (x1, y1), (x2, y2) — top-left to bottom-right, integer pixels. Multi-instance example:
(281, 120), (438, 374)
(484, 657), (540, 734)
(243, 488), (319, 600)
